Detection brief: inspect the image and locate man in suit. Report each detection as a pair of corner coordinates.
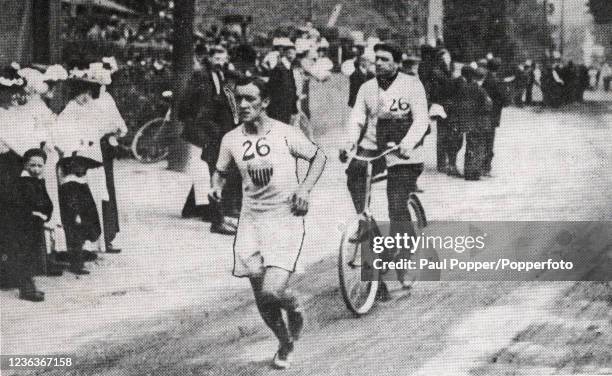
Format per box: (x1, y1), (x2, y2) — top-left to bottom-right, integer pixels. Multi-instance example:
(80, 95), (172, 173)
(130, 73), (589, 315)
(463, 67), (493, 181)
(179, 46), (240, 235)
(267, 39), (298, 124)
(429, 49), (461, 176)
(482, 58), (508, 177)
(348, 55), (374, 108)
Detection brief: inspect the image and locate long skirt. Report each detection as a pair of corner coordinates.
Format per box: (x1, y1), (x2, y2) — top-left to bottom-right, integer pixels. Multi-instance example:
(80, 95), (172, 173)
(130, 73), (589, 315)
(84, 166), (109, 252)
(44, 149), (67, 252)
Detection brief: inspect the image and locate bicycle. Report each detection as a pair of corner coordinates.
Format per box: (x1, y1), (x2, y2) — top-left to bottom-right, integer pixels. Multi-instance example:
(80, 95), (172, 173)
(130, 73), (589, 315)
(338, 144), (427, 316)
(130, 90), (173, 163)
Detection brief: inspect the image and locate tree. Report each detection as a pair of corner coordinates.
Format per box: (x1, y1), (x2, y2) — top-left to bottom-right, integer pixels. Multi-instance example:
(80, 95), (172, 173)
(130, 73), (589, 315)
(443, 0), (549, 64)
(167, 0), (195, 171)
(588, 0), (612, 24)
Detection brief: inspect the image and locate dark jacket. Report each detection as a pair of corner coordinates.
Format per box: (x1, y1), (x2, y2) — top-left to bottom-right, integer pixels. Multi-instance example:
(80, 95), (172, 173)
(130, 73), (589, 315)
(16, 175), (53, 226)
(483, 72), (508, 128)
(429, 63), (454, 108)
(0, 173), (53, 282)
(453, 79), (492, 133)
(267, 61), (298, 124)
(59, 180), (101, 243)
(179, 67), (236, 165)
(348, 68), (370, 108)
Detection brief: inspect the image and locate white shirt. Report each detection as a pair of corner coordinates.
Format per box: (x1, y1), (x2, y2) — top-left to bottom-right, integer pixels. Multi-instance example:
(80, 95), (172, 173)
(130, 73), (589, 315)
(97, 89), (128, 137)
(346, 72), (429, 165)
(216, 119), (319, 212)
(0, 99), (55, 155)
(55, 97), (122, 162)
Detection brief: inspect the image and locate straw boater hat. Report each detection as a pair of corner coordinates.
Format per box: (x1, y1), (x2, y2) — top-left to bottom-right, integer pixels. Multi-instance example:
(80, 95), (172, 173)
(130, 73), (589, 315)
(43, 64), (69, 82)
(67, 60), (112, 86)
(275, 37), (295, 49)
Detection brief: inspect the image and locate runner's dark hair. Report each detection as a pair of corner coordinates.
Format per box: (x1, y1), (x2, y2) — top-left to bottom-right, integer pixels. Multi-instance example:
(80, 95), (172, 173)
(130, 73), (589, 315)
(235, 76), (269, 99)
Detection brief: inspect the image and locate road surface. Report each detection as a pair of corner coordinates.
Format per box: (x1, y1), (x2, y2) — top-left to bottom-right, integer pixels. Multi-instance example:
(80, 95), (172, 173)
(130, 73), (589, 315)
(1, 78), (611, 376)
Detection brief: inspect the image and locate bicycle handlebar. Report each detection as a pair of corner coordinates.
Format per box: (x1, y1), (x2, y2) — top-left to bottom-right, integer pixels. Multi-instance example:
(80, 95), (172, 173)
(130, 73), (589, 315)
(347, 143), (400, 163)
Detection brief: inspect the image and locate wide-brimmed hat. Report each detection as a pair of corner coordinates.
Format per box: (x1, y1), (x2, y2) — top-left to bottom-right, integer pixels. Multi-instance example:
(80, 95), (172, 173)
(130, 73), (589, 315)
(295, 38), (312, 54)
(18, 67), (48, 94)
(43, 64), (69, 82)
(275, 37), (295, 49)
(67, 59), (111, 85)
(0, 64), (26, 89)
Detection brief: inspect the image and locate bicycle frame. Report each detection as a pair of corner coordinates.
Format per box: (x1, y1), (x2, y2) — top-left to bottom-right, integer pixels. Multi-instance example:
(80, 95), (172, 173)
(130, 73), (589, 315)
(349, 145), (399, 218)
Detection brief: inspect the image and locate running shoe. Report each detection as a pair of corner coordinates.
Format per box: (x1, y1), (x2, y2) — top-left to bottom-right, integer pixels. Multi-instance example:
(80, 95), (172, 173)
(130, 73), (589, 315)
(272, 342), (294, 369)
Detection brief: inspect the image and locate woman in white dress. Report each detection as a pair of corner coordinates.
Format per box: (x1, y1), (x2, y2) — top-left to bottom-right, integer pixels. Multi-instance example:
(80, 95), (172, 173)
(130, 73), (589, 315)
(16, 67), (69, 253)
(55, 61), (115, 253)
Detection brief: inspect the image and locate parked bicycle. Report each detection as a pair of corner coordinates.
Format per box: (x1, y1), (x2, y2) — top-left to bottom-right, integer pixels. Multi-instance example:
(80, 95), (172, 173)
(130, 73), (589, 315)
(131, 90), (173, 163)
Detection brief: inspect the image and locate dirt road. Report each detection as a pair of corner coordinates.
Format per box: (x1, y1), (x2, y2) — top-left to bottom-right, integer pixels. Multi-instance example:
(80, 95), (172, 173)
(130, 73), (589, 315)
(2, 79), (611, 375)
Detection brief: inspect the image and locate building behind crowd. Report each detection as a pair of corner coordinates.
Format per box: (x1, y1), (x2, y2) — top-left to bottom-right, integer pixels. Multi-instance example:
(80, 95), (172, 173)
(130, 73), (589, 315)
(0, 0), (62, 66)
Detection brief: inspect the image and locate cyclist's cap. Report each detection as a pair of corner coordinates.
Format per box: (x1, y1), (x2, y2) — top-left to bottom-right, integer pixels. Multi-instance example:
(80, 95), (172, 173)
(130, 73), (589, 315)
(373, 43), (403, 63)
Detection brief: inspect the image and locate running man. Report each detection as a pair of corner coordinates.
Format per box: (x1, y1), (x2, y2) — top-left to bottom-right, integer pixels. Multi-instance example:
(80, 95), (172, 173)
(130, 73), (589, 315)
(342, 43), (430, 295)
(210, 77), (327, 369)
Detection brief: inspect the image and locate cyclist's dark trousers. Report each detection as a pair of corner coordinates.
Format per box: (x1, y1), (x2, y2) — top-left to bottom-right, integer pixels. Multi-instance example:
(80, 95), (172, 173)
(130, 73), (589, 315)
(345, 148), (386, 213)
(436, 119), (463, 170)
(482, 128), (496, 174)
(387, 163), (423, 256)
(464, 130), (487, 180)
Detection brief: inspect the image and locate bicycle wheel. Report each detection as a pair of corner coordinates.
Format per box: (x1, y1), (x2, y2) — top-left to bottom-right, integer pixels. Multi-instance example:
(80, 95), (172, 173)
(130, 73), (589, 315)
(338, 218), (380, 316)
(408, 193), (427, 229)
(131, 118), (170, 163)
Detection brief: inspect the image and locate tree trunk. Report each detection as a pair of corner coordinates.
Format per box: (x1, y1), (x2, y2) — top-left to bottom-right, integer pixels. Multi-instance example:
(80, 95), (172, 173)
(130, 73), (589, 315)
(167, 0), (194, 171)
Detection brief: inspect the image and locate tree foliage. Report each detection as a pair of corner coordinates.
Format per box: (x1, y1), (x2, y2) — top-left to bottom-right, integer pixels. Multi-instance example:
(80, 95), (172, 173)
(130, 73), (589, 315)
(443, 0), (550, 64)
(588, 0), (612, 24)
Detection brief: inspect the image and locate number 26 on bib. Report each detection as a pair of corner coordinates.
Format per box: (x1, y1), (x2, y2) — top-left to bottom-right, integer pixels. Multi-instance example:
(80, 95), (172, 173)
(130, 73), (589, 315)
(242, 138), (271, 161)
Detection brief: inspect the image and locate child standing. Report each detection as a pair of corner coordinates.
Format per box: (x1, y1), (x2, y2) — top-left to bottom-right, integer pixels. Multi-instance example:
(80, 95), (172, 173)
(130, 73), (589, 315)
(58, 153), (102, 275)
(13, 148), (53, 301)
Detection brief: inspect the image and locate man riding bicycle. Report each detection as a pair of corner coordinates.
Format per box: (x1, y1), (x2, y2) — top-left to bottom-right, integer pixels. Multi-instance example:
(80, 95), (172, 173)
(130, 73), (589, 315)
(341, 43), (430, 296)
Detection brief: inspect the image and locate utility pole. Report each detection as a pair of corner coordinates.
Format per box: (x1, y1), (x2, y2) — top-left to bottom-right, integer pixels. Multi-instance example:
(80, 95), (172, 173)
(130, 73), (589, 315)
(559, 0), (565, 57)
(167, 0), (195, 171)
(308, 0), (313, 22)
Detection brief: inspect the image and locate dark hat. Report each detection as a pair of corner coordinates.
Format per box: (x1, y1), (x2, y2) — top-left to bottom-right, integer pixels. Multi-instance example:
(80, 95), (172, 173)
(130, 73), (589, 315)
(487, 57), (502, 72)
(461, 65), (474, 79)
(58, 152), (103, 170)
(374, 43), (403, 62)
(435, 48), (449, 58)
(473, 66), (488, 80)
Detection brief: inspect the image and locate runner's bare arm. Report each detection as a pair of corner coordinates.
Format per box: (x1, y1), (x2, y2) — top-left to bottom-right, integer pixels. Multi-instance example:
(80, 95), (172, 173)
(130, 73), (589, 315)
(211, 134), (234, 201)
(300, 148), (327, 193)
(287, 128), (327, 215)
